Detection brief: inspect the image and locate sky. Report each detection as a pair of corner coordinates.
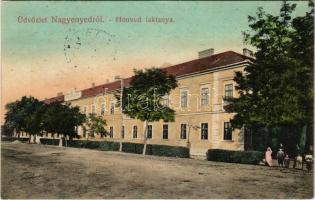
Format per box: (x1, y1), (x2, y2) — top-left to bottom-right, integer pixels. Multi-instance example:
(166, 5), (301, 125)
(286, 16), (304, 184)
(1, 1), (311, 122)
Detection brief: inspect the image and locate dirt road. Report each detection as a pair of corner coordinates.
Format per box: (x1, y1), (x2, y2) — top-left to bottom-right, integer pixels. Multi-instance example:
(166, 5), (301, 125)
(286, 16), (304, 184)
(1, 142), (313, 199)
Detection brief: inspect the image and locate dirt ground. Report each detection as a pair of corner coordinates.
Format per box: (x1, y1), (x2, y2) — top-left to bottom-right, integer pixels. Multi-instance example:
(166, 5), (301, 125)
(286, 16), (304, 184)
(1, 142), (313, 199)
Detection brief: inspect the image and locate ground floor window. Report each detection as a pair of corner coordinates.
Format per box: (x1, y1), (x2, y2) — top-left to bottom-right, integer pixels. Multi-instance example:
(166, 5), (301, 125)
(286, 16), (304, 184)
(180, 124), (187, 139)
(224, 122), (232, 140)
(163, 124), (168, 139)
(147, 125), (152, 139)
(133, 126), (137, 138)
(109, 126), (113, 138)
(121, 126), (125, 139)
(201, 123), (208, 140)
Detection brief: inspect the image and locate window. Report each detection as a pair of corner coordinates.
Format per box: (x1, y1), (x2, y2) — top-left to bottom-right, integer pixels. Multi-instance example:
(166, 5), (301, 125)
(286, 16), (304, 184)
(201, 123), (208, 140)
(101, 103), (106, 115)
(180, 90), (188, 108)
(201, 87), (209, 106)
(147, 125), (153, 139)
(180, 124), (187, 139)
(83, 106), (88, 115)
(109, 126), (113, 138)
(224, 84), (233, 99)
(121, 126), (125, 139)
(110, 102), (115, 114)
(91, 104), (95, 114)
(163, 124), (168, 139)
(224, 122), (232, 140)
(133, 126), (137, 138)
(161, 94), (169, 107)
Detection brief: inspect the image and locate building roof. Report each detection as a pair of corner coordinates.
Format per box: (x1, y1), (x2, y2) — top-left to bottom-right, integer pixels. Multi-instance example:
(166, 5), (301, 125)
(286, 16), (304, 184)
(43, 51), (253, 104)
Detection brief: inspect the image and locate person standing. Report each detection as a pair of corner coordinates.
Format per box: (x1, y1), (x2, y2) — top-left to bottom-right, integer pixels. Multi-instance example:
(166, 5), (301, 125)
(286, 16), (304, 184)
(265, 147), (273, 167)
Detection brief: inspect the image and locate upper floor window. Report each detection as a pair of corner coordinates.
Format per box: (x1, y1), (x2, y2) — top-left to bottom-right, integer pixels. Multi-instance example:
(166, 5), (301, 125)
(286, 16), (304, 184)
(101, 103), (106, 115)
(133, 126), (138, 138)
(83, 106), (88, 115)
(180, 90), (188, 108)
(163, 124), (168, 139)
(147, 125), (153, 139)
(201, 123), (208, 140)
(91, 104), (96, 114)
(110, 102), (115, 115)
(109, 126), (114, 138)
(201, 87), (210, 106)
(180, 124), (187, 139)
(161, 94), (169, 107)
(224, 84), (233, 99)
(224, 122), (232, 141)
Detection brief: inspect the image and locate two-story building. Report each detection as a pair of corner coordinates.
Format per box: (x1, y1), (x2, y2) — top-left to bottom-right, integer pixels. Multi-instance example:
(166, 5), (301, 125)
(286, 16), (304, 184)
(43, 49), (254, 157)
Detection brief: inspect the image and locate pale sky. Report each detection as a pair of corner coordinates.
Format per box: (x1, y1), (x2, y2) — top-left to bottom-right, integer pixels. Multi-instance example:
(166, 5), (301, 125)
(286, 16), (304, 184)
(1, 1), (311, 122)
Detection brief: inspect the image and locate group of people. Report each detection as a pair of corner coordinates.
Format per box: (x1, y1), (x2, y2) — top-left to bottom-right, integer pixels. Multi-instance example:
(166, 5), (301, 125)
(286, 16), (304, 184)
(264, 144), (313, 172)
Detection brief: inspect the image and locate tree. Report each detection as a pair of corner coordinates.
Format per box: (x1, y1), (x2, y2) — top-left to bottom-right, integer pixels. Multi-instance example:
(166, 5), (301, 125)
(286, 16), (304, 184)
(116, 68), (178, 155)
(225, 1), (314, 153)
(4, 96), (45, 143)
(85, 113), (107, 139)
(43, 102), (86, 146)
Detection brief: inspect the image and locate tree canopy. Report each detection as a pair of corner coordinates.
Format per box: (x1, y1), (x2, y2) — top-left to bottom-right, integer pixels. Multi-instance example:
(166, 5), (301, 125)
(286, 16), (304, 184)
(225, 1), (314, 128)
(116, 67), (178, 154)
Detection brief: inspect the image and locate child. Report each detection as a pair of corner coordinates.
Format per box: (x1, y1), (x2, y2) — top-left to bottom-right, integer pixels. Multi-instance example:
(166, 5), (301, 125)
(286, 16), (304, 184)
(284, 154), (290, 168)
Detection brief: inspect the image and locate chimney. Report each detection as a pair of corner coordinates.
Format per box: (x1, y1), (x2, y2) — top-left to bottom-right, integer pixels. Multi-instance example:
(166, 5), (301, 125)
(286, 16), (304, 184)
(243, 48), (254, 57)
(57, 92), (63, 96)
(91, 82), (95, 87)
(198, 48), (214, 59)
(114, 75), (121, 80)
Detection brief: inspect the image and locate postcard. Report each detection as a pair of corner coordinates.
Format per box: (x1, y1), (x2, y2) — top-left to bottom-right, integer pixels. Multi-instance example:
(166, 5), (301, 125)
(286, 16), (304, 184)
(1, 1), (313, 199)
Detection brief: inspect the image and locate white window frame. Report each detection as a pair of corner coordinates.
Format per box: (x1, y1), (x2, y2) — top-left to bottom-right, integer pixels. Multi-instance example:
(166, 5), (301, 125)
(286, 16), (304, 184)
(100, 102), (106, 115)
(200, 86), (210, 107)
(180, 88), (189, 109)
(110, 101), (115, 115)
(132, 125), (138, 139)
(180, 123), (187, 140)
(91, 104), (96, 114)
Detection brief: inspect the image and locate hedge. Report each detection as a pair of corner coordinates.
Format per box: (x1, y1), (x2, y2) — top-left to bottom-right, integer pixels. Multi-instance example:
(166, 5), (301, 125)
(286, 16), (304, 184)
(122, 142), (144, 154)
(146, 144), (189, 158)
(40, 138), (60, 145)
(1, 137), (29, 142)
(39, 138), (120, 151)
(38, 139), (189, 158)
(207, 149), (264, 165)
(68, 140), (120, 151)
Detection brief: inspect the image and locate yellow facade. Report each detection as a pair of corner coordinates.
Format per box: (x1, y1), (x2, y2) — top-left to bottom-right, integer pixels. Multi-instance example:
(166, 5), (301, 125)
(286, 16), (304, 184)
(65, 62), (248, 157)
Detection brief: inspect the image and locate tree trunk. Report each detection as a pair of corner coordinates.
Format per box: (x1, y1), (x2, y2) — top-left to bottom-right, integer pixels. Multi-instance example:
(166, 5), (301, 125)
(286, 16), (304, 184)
(299, 124), (307, 154)
(59, 137), (63, 147)
(28, 134), (31, 144)
(33, 134), (37, 144)
(142, 120), (148, 155)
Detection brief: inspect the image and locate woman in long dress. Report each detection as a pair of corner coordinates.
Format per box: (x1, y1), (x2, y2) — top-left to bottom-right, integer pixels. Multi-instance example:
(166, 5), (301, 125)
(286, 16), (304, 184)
(265, 147), (273, 167)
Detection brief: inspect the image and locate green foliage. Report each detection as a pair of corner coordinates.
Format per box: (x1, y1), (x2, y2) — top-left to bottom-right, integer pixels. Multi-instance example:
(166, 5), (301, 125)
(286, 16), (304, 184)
(85, 114), (107, 138)
(40, 138), (60, 145)
(1, 137), (29, 142)
(207, 149), (263, 165)
(117, 68), (178, 122)
(39, 138), (120, 151)
(4, 96), (46, 140)
(122, 142), (144, 154)
(146, 144), (189, 158)
(225, 1), (314, 128)
(42, 102), (86, 140)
